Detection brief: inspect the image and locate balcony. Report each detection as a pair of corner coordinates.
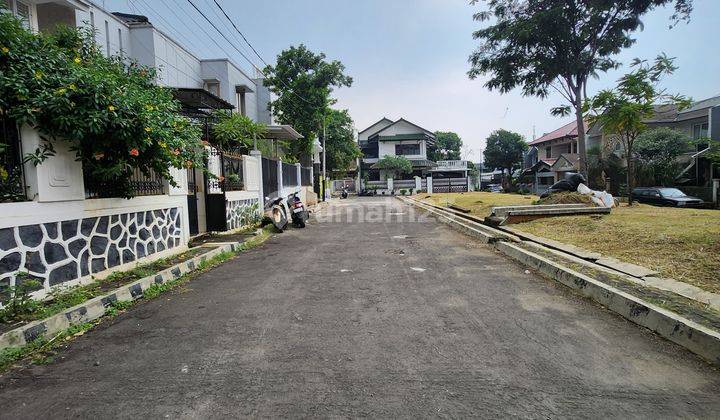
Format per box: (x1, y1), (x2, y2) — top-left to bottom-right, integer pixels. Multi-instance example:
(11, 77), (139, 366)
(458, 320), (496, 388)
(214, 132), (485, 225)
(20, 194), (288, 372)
(435, 160), (468, 170)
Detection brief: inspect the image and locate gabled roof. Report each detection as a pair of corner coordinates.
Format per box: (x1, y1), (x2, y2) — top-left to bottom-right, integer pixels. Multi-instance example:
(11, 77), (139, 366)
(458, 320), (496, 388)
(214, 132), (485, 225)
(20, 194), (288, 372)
(370, 118), (436, 139)
(530, 120), (584, 146)
(550, 154), (579, 171)
(359, 117), (395, 135)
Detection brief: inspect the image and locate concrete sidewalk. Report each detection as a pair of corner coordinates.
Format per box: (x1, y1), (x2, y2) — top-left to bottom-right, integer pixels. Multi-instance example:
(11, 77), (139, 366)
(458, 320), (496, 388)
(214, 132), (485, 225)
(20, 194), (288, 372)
(0, 197), (718, 418)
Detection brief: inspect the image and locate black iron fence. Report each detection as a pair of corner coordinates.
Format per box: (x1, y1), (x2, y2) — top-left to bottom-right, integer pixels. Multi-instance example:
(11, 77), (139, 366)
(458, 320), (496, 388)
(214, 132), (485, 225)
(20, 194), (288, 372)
(0, 116), (27, 203)
(262, 157), (278, 198)
(222, 153), (244, 191)
(85, 167), (165, 199)
(282, 162), (298, 188)
(301, 167), (312, 186)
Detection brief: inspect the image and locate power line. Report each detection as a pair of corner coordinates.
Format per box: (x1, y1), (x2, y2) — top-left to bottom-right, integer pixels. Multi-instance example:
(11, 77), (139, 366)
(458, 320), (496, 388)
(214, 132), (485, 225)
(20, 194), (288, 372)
(130, 0), (205, 56)
(207, 0), (315, 106)
(210, 0), (268, 68)
(201, 0), (256, 61)
(185, 0), (263, 74)
(159, 0), (256, 76)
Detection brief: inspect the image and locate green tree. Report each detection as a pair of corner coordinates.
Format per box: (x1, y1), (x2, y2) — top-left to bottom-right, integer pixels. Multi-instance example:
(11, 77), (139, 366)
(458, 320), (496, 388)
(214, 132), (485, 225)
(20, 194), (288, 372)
(428, 131), (463, 161)
(212, 111), (267, 154)
(262, 45), (352, 160)
(483, 129), (527, 189)
(0, 17), (204, 199)
(374, 155), (413, 181)
(468, 0), (693, 177)
(325, 109), (362, 174)
(634, 127), (691, 186)
(585, 55), (690, 204)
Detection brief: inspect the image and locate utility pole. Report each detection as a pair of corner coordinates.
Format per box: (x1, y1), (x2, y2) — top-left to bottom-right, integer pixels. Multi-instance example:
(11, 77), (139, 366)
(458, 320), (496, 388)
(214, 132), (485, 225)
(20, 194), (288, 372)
(322, 116), (327, 201)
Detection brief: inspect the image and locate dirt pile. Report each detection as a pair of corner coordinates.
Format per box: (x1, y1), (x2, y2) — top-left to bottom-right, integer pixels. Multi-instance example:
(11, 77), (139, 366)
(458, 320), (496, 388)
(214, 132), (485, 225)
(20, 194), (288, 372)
(536, 192), (595, 206)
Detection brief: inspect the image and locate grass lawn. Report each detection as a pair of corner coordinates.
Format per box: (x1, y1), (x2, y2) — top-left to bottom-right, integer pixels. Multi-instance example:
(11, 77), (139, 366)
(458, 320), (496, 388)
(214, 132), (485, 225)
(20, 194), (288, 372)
(514, 204), (720, 294)
(415, 191), (538, 217)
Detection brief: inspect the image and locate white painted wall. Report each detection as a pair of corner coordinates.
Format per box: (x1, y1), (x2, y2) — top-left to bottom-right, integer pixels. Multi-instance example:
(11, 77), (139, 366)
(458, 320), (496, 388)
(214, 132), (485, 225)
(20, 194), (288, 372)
(378, 140), (427, 160)
(375, 120), (429, 137)
(201, 59), (260, 121)
(359, 119), (393, 141)
(75, 5), (131, 58)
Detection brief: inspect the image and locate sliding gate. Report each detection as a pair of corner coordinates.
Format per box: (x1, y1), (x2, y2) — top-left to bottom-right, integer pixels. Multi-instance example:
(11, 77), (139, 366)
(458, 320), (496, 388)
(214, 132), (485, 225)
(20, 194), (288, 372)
(433, 177), (468, 193)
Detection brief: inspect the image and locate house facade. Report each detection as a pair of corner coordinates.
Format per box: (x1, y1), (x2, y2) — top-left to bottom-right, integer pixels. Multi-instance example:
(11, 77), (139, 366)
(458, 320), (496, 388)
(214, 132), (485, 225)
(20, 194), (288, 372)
(0, 1), (310, 299)
(522, 95), (720, 196)
(359, 118), (437, 181)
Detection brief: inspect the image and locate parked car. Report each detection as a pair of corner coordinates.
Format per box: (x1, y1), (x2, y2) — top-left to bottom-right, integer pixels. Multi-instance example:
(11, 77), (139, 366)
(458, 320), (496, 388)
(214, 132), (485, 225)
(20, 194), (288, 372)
(631, 187), (704, 207)
(484, 184), (504, 193)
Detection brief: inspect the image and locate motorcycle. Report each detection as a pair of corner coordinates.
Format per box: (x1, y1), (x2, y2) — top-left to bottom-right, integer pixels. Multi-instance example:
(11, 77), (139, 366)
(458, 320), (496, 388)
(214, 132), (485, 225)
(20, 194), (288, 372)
(287, 194), (308, 228)
(264, 196), (288, 232)
(340, 187), (349, 199)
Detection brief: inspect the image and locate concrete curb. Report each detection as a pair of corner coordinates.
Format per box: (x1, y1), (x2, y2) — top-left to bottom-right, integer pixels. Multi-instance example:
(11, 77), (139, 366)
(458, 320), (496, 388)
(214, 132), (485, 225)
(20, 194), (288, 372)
(399, 197), (519, 243)
(0, 240), (247, 351)
(399, 196), (720, 365)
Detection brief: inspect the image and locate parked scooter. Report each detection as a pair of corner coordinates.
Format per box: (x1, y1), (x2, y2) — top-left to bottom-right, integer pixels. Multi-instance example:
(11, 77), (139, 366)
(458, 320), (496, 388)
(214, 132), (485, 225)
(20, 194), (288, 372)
(340, 187), (349, 199)
(287, 194), (308, 228)
(263, 196), (288, 232)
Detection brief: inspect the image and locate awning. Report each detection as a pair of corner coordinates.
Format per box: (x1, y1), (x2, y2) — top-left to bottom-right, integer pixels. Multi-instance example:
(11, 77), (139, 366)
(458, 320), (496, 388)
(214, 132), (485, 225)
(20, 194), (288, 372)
(264, 125), (303, 141)
(172, 88), (234, 112)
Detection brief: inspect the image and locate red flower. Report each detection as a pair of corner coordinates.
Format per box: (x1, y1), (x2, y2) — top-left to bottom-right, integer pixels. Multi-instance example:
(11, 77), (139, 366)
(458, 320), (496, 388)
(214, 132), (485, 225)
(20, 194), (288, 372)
(129, 148), (139, 156)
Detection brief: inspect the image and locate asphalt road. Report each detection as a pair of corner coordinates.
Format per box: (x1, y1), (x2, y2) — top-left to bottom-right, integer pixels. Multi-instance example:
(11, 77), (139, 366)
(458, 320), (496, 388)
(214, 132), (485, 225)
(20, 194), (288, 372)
(1, 197), (719, 418)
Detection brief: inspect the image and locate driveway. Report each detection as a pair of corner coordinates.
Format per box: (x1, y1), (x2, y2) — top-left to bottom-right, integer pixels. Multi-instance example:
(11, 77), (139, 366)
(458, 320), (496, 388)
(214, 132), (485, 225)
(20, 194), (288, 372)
(1, 197), (719, 418)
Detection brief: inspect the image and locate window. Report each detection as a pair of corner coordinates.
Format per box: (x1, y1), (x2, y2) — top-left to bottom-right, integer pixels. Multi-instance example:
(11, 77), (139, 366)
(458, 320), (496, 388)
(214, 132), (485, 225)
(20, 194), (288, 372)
(566, 143), (572, 154)
(545, 146), (551, 159)
(395, 143), (421, 156)
(693, 123), (708, 140)
(237, 91), (246, 116)
(118, 28), (123, 54)
(205, 82), (220, 97)
(104, 20), (110, 56)
(571, 141), (577, 154)
(15, 1), (30, 28)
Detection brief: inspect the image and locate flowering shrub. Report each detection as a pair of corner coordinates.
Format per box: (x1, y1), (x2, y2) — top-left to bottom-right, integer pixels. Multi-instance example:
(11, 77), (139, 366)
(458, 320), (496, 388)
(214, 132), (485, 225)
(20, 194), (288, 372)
(0, 14), (204, 198)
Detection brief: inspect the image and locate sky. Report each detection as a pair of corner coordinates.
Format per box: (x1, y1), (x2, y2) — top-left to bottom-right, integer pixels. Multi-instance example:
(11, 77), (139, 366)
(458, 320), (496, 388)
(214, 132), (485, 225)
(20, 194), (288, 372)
(105, 0), (720, 162)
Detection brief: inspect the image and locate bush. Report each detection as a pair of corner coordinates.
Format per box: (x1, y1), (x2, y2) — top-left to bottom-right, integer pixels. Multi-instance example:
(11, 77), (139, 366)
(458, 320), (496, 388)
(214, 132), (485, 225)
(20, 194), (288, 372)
(399, 189), (407, 195)
(0, 273), (41, 322)
(0, 15), (205, 198)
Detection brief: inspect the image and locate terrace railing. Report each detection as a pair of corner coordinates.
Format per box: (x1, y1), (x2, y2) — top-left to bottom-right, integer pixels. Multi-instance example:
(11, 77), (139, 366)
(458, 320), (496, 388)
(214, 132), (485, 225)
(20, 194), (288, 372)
(85, 167), (165, 199)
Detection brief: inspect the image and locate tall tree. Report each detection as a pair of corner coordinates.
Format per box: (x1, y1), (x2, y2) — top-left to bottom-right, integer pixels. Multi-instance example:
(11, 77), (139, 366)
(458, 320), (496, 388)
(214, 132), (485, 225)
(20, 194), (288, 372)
(428, 131), (463, 161)
(468, 0), (693, 177)
(325, 109), (362, 174)
(374, 155), (413, 180)
(635, 127), (691, 186)
(585, 55), (690, 204)
(483, 129), (527, 189)
(262, 45), (352, 161)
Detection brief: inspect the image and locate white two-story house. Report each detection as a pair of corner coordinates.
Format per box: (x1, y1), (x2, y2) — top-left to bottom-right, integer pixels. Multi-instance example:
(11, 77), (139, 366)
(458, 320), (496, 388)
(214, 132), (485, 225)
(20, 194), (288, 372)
(358, 118), (437, 181)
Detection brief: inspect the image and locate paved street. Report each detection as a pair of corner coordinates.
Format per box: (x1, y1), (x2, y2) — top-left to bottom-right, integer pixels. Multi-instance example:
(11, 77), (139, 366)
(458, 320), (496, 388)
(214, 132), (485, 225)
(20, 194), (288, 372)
(0, 197), (719, 418)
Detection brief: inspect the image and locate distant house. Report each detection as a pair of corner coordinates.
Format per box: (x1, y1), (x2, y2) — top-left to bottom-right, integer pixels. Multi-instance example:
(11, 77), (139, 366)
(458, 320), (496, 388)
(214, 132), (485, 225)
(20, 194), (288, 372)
(521, 120), (585, 193)
(358, 118), (437, 181)
(521, 95), (720, 195)
(587, 94), (720, 187)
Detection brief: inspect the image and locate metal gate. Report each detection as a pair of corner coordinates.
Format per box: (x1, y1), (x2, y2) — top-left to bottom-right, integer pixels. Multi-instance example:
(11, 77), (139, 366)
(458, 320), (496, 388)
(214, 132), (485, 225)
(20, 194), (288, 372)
(433, 177), (468, 193)
(187, 167), (199, 236)
(262, 157), (278, 199)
